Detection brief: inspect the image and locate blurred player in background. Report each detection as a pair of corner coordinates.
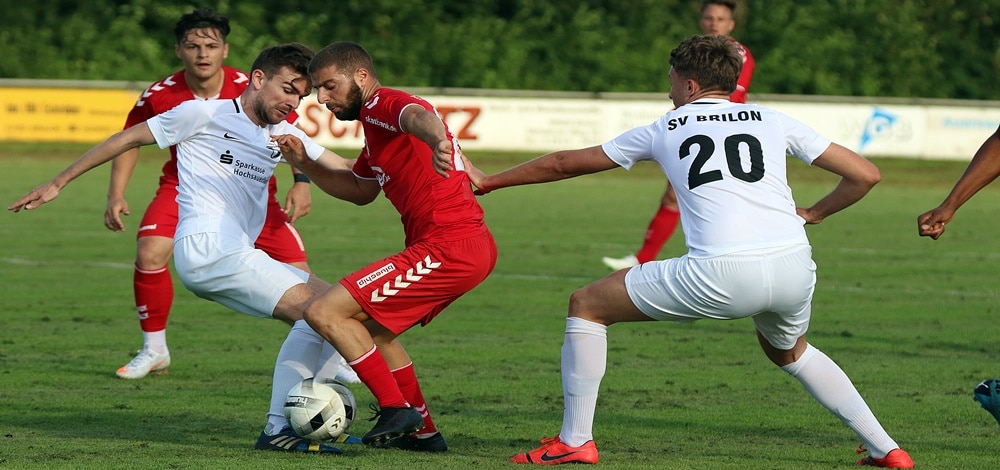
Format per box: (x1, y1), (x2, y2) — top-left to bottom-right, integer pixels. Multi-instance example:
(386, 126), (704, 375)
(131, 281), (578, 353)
(101, 9), (355, 452)
(273, 41), (498, 452)
(464, 35), (911, 468)
(602, 0), (756, 271)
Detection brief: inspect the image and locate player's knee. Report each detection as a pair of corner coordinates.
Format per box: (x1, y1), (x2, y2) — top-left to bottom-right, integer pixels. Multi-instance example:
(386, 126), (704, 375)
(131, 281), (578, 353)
(135, 238), (173, 269)
(568, 287), (600, 320)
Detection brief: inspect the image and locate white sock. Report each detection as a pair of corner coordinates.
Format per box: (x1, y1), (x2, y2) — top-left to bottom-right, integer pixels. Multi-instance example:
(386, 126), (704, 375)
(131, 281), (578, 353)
(313, 341), (358, 383)
(265, 320), (324, 435)
(559, 317), (607, 447)
(142, 330), (168, 354)
(781, 344), (899, 458)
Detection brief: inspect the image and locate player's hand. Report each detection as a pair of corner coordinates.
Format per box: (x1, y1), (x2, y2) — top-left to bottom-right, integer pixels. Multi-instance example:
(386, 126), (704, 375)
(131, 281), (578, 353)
(795, 206), (823, 225)
(271, 134), (308, 168)
(460, 154), (490, 195)
(284, 181), (312, 224)
(8, 181), (61, 213)
(917, 206), (954, 240)
(104, 196), (130, 232)
(433, 140), (454, 177)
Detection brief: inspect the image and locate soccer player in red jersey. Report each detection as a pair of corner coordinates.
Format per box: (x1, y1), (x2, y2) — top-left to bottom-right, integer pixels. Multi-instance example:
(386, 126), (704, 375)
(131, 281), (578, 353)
(602, 0), (756, 271)
(273, 41), (498, 452)
(102, 9), (356, 452)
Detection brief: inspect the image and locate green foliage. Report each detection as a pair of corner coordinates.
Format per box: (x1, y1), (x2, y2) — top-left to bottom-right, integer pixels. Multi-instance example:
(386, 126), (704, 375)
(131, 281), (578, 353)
(2, 146), (1000, 468)
(2, 1), (997, 99)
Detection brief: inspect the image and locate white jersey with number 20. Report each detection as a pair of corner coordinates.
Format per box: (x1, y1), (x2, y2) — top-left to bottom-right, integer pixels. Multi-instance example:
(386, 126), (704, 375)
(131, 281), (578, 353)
(602, 98), (832, 258)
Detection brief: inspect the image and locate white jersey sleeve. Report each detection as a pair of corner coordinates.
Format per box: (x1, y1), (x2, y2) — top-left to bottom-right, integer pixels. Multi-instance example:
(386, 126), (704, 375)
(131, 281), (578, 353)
(146, 100), (214, 149)
(268, 120), (327, 161)
(603, 99), (830, 258)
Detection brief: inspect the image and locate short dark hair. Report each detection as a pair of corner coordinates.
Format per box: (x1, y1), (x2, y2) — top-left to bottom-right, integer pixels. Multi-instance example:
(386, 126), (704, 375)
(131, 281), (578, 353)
(309, 41), (377, 79)
(250, 42), (315, 78)
(669, 35), (740, 94)
(174, 8), (230, 44)
(701, 0), (737, 14)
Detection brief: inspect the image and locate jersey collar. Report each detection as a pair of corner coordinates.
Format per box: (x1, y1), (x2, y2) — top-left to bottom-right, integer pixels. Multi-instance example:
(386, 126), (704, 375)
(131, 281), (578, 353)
(688, 98), (731, 106)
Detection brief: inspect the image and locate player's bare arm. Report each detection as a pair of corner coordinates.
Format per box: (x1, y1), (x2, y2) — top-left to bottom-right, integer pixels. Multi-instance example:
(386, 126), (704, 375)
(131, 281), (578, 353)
(398, 105), (453, 177)
(105, 147), (141, 232)
(918, 125), (1000, 239)
(797, 143), (881, 225)
(284, 165), (313, 224)
(9, 123), (157, 213)
(272, 134), (378, 205)
(470, 145), (619, 194)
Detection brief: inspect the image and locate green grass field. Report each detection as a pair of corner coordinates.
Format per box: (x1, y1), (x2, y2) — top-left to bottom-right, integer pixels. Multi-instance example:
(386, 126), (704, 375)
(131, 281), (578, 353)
(1, 144), (999, 469)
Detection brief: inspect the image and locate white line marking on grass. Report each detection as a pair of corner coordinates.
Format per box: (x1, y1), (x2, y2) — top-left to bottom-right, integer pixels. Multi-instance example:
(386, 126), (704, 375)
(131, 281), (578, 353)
(1, 257), (133, 270)
(820, 283), (1000, 298)
(833, 247), (1000, 259)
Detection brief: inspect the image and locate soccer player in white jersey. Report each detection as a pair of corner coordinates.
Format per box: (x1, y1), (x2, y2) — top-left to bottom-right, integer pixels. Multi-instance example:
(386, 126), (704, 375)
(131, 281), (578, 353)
(8, 43), (364, 455)
(461, 35), (913, 468)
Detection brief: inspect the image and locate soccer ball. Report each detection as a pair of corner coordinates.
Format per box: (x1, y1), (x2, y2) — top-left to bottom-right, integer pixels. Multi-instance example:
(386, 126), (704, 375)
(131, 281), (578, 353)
(325, 379), (357, 431)
(283, 378), (353, 440)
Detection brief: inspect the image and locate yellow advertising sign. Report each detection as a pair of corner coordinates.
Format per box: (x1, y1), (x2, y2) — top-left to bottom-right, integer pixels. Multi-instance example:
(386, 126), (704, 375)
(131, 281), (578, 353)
(0, 87), (138, 143)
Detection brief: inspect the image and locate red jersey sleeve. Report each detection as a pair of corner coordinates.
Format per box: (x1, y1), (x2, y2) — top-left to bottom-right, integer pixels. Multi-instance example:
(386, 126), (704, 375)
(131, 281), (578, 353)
(730, 40), (755, 103)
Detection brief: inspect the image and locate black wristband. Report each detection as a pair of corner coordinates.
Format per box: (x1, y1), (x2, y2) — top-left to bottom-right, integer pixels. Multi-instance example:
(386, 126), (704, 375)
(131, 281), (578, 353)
(293, 173), (311, 184)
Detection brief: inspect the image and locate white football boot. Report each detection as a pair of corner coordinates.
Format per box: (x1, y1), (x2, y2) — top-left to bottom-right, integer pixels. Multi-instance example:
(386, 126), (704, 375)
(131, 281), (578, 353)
(115, 348), (170, 379)
(601, 254), (639, 271)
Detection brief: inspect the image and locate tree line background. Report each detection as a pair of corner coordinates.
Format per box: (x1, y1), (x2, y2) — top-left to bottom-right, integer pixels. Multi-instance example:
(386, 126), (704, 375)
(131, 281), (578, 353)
(2, 0), (997, 100)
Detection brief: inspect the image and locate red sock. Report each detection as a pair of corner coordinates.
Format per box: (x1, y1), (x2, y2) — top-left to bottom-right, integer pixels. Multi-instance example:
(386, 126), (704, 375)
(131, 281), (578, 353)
(392, 362), (437, 435)
(635, 206), (680, 263)
(349, 346), (408, 408)
(134, 265), (173, 332)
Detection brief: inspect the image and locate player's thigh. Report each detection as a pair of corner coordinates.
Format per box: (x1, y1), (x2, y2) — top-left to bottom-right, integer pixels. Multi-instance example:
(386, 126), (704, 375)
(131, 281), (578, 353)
(305, 282), (367, 324)
(570, 269), (651, 325)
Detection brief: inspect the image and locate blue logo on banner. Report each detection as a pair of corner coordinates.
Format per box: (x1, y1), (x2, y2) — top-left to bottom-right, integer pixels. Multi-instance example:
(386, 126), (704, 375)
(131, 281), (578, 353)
(859, 107), (897, 151)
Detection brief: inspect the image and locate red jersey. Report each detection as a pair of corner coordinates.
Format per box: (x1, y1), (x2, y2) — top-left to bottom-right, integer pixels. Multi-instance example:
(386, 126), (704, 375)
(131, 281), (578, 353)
(124, 66), (297, 193)
(352, 88), (488, 245)
(730, 38), (755, 103)
(125, 66), (250, 187)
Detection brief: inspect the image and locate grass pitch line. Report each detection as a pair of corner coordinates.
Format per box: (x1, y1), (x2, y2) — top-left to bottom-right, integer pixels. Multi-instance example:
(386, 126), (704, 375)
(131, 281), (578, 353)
(1, 256), (133, 270)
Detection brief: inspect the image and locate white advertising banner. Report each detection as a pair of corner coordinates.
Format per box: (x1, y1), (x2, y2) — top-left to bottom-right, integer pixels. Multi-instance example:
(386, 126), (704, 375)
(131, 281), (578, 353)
(295, 93), (999, 160)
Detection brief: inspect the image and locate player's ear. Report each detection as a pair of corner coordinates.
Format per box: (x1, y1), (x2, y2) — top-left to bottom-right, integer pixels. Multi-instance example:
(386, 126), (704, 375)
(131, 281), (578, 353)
(222, 42), (230, 60)
(250, 68), (266, 89)
(354, 68), (369, 87)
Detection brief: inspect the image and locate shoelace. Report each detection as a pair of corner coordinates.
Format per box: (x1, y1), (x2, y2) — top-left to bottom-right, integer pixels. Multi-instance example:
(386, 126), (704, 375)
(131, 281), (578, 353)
(367, 403), (382, 422)
(855, 443), (867, 456)
(539, 436), (560, 446)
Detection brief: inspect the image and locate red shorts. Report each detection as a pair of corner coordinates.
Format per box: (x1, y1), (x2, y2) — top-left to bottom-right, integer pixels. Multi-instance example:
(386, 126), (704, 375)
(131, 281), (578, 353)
(340, 232), (497, 334)
(137, 182), (307, 264)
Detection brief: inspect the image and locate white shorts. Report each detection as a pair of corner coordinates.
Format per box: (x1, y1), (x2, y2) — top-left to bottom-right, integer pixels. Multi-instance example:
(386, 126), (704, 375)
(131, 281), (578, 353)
(624, 244), (815, 350)
(173, 232), (310, 318)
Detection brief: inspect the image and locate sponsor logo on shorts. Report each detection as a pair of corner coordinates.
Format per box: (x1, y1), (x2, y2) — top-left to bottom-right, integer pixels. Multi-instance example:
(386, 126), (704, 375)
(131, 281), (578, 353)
(371, 255), (442, 303)
(357, 262), (396, 289)
(138, 224), (158, 232)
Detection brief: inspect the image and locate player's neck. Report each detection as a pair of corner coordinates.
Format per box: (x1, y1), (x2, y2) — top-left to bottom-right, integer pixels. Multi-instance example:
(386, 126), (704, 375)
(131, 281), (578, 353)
(185, 71), (225, 100)
(361, 80), (382, 103)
